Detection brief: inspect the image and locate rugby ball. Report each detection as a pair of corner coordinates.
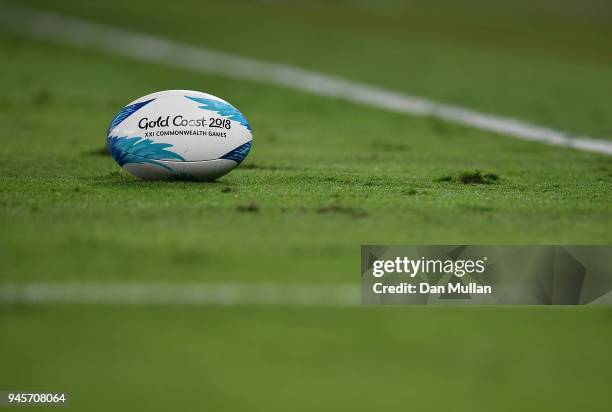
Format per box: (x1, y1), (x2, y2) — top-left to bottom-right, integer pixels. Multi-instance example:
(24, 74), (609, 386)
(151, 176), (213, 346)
(107, 90), (252, 181)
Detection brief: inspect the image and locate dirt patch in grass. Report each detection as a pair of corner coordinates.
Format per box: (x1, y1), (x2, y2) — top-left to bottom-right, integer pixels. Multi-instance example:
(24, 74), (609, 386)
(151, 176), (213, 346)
(459, 171), (499, 184)
(436, 171), (499, 185)
(237, 203), (259, 213)
(316, 205), (367, 218)
(362, 178), (385, 187)
(436, 175), (453, 182)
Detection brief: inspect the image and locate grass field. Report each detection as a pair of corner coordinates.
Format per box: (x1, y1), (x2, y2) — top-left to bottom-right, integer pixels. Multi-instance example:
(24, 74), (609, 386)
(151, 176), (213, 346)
(1, 0), (611, 411)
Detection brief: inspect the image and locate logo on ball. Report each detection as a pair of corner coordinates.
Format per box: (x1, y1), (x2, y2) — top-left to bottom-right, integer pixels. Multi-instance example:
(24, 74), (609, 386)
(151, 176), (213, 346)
(107, 90), (253, 181)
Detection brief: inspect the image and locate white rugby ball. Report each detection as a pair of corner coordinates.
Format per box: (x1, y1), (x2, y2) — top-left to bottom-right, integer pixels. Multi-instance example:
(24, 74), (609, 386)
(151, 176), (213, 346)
(107, 90), (252, 181)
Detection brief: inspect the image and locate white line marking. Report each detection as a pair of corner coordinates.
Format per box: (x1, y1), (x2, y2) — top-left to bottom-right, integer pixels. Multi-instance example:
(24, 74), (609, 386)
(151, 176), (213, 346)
(0, 283), (361, 306)
(1, 4), (611, 155)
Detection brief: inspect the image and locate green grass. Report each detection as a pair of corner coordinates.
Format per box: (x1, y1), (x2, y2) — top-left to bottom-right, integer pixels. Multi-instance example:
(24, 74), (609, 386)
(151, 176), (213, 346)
(0, 32), (610, 282)
(1, 1), (612, 411)
(2, 306), (612, 411)
(4, 0), (612, 138)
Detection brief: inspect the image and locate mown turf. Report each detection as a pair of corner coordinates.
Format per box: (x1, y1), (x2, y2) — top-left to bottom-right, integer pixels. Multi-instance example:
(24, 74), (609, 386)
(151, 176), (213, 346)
(1, 306), (612, 412)
(1, 1), (612, 411)
(0, 31), (611, 281)
(4, 0), (612, 138)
